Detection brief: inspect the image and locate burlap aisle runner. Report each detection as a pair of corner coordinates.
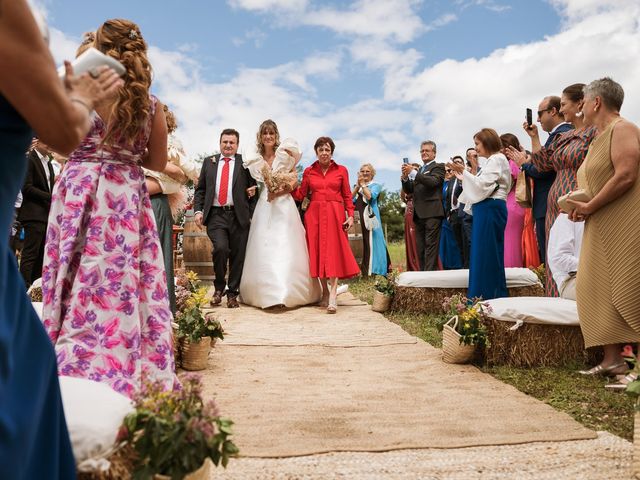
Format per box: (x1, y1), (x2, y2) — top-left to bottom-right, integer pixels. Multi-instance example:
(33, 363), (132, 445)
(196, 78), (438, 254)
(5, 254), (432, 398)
(198, 293), (595, 458)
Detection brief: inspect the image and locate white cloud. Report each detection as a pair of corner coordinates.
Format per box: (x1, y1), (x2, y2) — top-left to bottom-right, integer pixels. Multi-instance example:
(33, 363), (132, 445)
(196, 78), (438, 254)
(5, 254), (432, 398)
(228, 0), (308, 13)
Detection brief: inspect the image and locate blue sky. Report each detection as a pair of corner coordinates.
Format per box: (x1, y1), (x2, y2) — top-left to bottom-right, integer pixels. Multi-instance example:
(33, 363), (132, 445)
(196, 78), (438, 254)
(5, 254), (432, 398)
(40, 0), (639, 191)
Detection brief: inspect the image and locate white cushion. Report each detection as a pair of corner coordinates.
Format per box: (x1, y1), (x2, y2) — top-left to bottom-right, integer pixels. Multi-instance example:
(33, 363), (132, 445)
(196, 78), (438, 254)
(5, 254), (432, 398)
(484, 297), (579, 326)
(59, 376), (135, 471)
(396, 268), (540, 288)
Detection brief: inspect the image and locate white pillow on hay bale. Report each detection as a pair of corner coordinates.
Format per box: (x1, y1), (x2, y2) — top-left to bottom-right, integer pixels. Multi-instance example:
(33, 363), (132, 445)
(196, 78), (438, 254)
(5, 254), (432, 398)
(59, 376), (134, 473)
(31, 301), (43, 320)
(481, 296), (589, 367)
(392, 268), (543, 313)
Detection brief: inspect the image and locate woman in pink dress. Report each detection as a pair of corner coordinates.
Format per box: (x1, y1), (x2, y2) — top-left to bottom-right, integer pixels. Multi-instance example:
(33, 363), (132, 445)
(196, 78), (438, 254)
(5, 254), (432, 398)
(42, 19), (178, 398)
(500, 133), (526, 267)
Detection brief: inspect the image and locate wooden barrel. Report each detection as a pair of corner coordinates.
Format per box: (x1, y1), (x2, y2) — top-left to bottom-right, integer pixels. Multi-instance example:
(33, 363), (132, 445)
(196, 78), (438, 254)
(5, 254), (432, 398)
(348, 211), (363, 266)
(182, 211), (214, 283)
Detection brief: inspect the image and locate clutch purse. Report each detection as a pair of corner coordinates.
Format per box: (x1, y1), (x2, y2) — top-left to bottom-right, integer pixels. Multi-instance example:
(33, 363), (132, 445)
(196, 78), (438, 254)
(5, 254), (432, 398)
(557, 189), (592, 213)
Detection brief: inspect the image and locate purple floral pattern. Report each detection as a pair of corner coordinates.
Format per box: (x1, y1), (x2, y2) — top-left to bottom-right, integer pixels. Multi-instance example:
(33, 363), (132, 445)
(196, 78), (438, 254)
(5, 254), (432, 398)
(42, 96), (178, 398)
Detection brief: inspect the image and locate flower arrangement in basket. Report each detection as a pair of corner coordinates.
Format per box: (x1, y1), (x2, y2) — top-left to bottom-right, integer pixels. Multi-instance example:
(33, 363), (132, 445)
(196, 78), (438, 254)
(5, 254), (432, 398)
(440, 294), (491, 364)
(119, 374), (239, 479)
(175, 271), (225, 371)
(372, 270), (398, 313)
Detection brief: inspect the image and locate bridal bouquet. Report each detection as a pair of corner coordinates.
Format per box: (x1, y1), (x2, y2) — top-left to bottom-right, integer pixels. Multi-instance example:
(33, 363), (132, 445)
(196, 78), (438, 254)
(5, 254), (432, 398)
(260, 163), (297, 193)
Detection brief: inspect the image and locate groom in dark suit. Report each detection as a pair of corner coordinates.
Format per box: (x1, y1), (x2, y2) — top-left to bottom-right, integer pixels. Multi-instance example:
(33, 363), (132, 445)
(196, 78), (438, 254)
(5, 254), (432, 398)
(18, 139), (55, 287)
(401, 140), (445, 271)
(194, 128), (256, 308)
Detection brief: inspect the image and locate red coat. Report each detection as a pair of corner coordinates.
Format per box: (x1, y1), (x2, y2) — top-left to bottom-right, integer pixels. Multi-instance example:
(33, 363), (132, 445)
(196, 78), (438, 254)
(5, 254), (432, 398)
(293, 161), (360, 279)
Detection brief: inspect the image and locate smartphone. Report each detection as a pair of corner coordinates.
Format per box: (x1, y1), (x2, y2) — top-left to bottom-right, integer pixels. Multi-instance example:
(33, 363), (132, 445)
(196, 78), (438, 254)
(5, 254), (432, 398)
(526, 108), (533, 127)
(402, 157), (409, 164)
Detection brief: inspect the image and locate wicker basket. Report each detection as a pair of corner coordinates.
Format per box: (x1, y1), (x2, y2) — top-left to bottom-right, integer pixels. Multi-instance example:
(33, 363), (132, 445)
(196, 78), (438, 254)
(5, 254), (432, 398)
(442, 316), (476, 364)
(155, 458), (213, 480)
(372, 291), (393, 313)
(181, 337), (211, 371)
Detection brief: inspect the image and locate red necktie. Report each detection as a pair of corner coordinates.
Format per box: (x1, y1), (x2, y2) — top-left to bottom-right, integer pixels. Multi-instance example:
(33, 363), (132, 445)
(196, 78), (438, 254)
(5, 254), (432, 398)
(217, 157), (231, 205)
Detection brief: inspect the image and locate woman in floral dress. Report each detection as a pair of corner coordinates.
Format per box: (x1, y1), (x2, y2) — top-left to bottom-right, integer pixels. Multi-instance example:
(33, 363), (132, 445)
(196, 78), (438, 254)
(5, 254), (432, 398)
(42, 19), (178, 398)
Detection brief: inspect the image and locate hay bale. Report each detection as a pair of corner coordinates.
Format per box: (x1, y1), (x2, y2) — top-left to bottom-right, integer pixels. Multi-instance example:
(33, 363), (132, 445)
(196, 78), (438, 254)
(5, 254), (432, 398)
(391, 284), (544, 315)
(76, 444), (135, 480)
(483, 317), (589, 367)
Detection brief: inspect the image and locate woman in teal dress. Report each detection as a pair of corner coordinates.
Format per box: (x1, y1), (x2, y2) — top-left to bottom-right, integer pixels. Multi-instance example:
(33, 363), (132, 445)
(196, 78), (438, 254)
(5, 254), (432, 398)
(352, 163), (391, 276)
(0, 2), (122, 477)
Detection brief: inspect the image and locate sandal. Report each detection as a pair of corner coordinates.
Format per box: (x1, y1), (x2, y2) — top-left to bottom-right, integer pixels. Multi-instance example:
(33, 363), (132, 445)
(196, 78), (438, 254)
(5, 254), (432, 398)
(605, 373), (638, 391)
(327, 298), (337, 314)
(578, 362), (628, 377)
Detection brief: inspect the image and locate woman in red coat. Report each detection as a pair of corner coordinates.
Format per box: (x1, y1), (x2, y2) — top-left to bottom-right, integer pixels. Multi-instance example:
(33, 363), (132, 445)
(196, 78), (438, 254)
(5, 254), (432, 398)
(293, 137), (360, 313)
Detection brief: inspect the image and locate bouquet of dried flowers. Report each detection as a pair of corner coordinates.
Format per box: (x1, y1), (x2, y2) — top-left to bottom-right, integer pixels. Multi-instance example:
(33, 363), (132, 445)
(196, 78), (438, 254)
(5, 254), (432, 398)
(441, 294), (491, 348)
(119, 375), (238, 479)
(261, 163), (297, 193)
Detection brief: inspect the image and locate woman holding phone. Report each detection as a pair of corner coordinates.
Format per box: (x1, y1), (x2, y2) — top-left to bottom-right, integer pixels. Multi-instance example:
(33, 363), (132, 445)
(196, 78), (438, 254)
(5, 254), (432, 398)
(292, 137), (360, 313)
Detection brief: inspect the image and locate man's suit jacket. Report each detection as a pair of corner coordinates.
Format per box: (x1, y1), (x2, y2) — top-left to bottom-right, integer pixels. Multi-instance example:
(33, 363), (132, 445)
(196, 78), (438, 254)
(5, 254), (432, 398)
(18, 149), (53, 224)
(522, 122), (574, 219)
(401, 161), (445, 219)
(445, 177), (463, 219)
(193, 153), (257, 229)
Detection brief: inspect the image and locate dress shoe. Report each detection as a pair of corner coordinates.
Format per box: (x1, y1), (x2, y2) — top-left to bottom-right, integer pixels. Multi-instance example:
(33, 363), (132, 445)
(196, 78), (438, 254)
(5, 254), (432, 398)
(210, 291), (223, 307)
(578, 362), (628, 377)
(227, 296), (240, 309)
(326, 297), (337, 314)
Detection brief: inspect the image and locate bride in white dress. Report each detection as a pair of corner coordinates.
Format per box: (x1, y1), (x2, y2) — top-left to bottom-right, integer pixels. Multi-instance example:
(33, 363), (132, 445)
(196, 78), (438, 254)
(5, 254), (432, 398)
(240, 120), (322, 308)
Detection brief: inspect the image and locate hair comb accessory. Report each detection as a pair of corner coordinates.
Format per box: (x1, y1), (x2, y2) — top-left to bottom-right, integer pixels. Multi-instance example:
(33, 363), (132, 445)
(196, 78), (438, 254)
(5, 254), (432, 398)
(128, 29), (138, 40)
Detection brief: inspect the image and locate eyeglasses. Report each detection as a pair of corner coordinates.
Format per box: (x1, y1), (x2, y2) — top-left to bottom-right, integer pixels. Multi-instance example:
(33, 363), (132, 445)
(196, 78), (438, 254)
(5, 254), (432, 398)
(445, 169), (452, 173)
(537, 108), (552, 117)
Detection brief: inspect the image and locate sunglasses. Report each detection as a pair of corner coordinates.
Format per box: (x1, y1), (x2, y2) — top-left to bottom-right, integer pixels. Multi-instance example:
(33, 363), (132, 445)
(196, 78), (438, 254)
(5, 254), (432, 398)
(445, 169), (452, 173)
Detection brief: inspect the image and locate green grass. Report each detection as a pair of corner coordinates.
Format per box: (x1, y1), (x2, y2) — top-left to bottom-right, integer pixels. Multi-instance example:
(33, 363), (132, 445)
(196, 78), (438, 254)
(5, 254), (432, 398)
(346, 273), (635, 441)
(387, 242), (406, 270)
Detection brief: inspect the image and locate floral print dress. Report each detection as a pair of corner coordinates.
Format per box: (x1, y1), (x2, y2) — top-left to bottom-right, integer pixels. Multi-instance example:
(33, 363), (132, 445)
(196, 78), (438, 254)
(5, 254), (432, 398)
(42, 96), (178, 398)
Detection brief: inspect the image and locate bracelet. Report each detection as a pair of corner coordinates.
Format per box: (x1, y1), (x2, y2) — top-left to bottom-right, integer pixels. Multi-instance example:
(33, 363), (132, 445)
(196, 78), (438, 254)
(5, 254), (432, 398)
(70, 97), (93, 114)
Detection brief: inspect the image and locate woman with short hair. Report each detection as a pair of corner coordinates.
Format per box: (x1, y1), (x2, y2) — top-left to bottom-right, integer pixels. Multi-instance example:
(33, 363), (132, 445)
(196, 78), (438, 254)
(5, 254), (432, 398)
(352, 162), (391, 276)
(568, 78), (640, 382)
(449, 129), (512, 300)
(293, 137), (360, 313)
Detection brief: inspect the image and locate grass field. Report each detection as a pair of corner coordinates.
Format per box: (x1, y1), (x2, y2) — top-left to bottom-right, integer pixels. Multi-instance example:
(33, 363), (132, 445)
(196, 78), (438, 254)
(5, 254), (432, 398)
(348, 244), (635, 441)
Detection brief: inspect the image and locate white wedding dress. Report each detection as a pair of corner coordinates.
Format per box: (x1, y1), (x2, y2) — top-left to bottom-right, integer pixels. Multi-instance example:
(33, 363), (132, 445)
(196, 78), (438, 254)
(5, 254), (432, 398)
(240, 140), (322, 308)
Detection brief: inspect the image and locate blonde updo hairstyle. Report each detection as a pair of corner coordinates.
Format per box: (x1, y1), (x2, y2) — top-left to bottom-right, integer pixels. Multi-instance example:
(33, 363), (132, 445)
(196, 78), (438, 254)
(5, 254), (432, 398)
(256, 119), (280, 156)
(94, 19), (152, 146)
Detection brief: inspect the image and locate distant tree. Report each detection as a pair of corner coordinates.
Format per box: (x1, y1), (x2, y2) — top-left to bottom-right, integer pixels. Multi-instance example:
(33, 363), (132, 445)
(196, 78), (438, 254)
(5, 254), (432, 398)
(378, 189), (405, 243)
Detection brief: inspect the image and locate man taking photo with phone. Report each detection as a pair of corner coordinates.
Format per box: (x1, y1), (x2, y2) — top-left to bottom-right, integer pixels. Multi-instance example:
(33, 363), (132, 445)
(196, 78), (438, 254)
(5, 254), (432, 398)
(401, 140), (445, 271)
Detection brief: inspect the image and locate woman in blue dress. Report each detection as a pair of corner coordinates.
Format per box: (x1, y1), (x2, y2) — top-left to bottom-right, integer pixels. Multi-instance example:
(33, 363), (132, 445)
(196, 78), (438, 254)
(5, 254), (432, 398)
(439, 167), (463, 269)
(352, 163), (391, 276)
(448, 129), (512, 300)
(0, 2), (122, 477)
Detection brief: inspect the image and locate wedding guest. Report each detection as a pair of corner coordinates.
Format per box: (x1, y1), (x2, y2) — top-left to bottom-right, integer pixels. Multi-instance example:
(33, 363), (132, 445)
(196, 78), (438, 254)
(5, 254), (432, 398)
(17, 139), (55, 287)
(547, 213), (583, 300)
(508, 87), (595, 295)
(0, 1), (122, 477)
(402, 163), (421, 271)
(499, 133), (526, 267)
(42, 19), (179, 398)
(457, 148), (478, 267)
(352, 163), (391, 276)
(449, 129), (511, 300)
(440, 164), (463, 269)
(401, 141), (445, 271)
(567, 78), (640, 385)
(144, 105), (198, 315)
(292, 137), (359, 313)
(446, 156), (466, 267)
